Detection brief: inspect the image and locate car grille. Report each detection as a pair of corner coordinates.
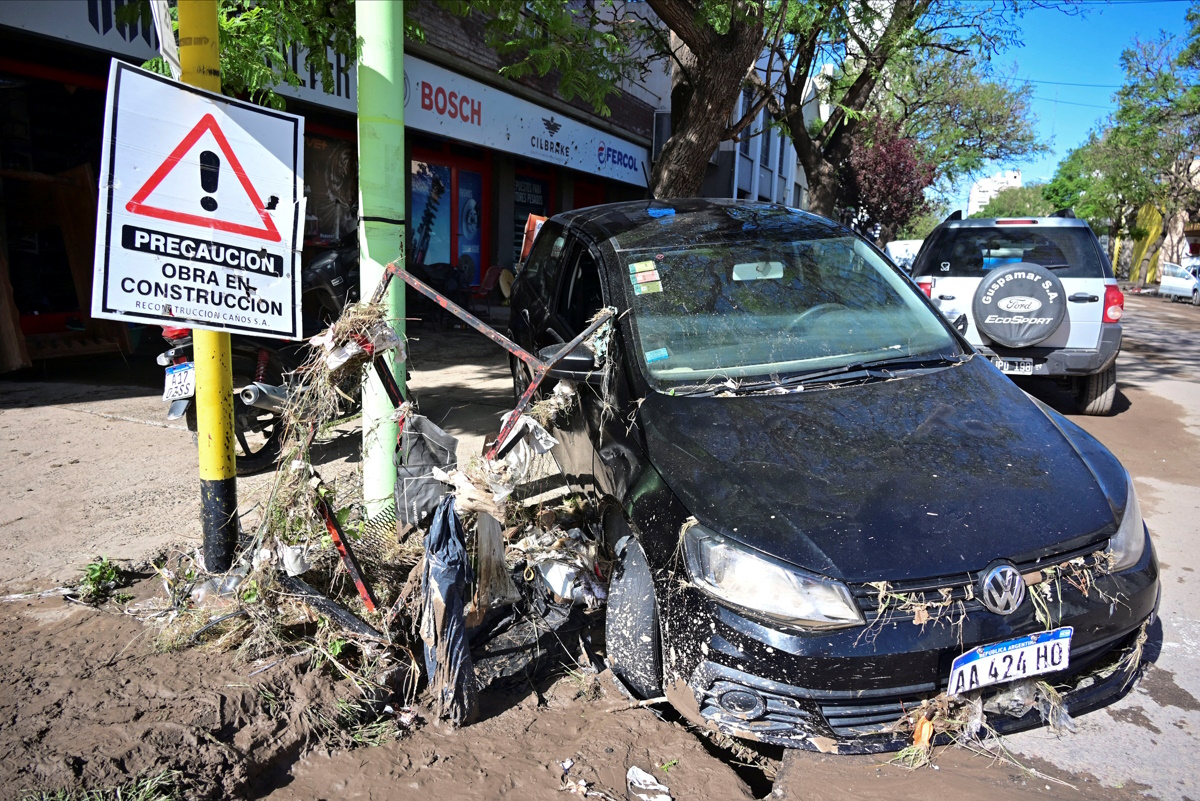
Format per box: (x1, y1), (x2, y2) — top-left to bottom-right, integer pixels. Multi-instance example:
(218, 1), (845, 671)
(819, 690), (934, 736)
(849, 540), (1107, 619)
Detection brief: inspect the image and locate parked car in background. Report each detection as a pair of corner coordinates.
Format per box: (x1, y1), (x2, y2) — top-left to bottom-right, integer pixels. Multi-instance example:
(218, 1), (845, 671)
(910, 212), (1123, 415)
(883, 239), (923, 273)
(508, 199), (1159, 754)
(1158, 261), (1200, 306)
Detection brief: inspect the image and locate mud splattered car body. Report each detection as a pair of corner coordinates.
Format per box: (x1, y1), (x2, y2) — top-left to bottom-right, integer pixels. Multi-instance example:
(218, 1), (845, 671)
(507, 199), (1160, 753)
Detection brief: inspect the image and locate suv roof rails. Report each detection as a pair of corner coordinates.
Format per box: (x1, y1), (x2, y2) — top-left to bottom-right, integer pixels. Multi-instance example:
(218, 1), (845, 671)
(944, 210), (963, 222)
(1051, 208), (1076, 218)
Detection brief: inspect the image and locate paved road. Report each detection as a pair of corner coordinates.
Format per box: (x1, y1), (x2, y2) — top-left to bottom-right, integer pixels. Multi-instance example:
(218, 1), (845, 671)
(1007, 293), (1200, 799)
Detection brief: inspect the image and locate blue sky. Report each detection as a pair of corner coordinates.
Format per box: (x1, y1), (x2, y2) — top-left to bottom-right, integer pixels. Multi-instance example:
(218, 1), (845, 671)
(946, 0), (1193, 213)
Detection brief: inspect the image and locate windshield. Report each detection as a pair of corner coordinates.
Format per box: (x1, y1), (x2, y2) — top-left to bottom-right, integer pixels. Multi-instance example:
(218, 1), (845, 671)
(612, 229), (960, 388)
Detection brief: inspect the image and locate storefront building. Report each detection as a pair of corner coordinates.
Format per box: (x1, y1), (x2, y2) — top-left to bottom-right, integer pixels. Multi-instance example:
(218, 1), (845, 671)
(0, 1), (659, 369)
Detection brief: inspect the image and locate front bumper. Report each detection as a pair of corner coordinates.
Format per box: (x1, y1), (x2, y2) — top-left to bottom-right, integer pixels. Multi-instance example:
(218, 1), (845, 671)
(978, 324), (1121, 377)
(662, 530), (1159, 753)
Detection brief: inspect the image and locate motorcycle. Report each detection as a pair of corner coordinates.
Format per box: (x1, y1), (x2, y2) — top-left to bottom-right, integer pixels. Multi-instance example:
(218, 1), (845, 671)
(157, 232), (360, 476)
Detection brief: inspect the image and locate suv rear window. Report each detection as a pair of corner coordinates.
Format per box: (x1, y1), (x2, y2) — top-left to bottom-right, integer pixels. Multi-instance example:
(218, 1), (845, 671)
(913, 226), (1109, 280)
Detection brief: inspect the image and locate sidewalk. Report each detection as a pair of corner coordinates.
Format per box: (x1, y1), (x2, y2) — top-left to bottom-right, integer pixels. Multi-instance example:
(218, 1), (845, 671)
(404, 305), (515, 462)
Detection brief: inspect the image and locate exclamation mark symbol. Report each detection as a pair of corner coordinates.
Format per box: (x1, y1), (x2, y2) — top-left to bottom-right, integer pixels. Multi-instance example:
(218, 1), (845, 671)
(200, 150), (220, 212)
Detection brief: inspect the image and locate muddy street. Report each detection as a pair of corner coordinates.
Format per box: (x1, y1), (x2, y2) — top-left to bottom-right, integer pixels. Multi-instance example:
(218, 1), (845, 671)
(0, 293), (1197, 799)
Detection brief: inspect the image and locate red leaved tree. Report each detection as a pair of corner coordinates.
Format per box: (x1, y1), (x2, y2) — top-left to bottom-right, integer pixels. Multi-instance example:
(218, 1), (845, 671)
(841, 118), (936, 245)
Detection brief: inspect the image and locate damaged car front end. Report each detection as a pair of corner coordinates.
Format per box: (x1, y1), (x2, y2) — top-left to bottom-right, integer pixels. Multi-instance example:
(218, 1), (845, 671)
(507, 199), (1161, 755)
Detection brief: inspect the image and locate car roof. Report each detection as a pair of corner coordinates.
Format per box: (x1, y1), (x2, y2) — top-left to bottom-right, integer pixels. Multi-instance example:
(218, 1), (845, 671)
(549, 198), (846, 250)
(935, 217), (1093, 230)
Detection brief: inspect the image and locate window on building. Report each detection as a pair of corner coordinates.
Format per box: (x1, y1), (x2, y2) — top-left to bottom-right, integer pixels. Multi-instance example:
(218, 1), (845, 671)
(793, 183), (807, 209)
(760, 114), (772, 165)
(740, 88), (754, 157)
(778, 134), (788, 174)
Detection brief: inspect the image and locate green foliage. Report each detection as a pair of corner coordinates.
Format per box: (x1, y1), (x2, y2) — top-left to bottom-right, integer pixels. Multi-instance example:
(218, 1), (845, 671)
(878, 49), (1047, 187)
(459, 1), (656, 117)
(123, 0), (361, 110)
(899, 202), (949, 241)
(1042, 132), (1134, 235)
(971, 185), (1052, 219)
(77, 557), (127, 605)
(123, 1), (650, 117)
(1044, 14), (1200, 250)
(19, 770), (183, 801)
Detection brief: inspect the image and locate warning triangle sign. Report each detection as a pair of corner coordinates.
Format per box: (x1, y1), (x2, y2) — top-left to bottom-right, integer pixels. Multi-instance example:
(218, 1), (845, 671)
(125, 113), (282, 242)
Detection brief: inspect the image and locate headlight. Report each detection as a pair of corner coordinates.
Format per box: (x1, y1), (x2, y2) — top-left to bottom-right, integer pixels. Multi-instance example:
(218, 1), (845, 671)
(1107, 471), (1146, 572)
(682, 525), (864, 630)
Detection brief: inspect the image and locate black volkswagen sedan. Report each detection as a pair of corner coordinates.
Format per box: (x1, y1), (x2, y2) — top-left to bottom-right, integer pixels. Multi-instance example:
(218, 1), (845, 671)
(507, 199), (1159, 753)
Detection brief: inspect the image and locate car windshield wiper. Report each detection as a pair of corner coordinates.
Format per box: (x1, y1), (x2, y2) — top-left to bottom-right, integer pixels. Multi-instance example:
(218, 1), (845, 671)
(730, 353), (970, 393)
(664, 353), (969, 397)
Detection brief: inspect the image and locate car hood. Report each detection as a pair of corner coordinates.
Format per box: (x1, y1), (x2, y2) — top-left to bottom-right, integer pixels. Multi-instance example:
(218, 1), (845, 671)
(638, 358), (1122, 583)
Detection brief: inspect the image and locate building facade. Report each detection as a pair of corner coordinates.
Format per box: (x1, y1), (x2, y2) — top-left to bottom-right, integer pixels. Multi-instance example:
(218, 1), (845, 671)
(0, 0), (665, 369)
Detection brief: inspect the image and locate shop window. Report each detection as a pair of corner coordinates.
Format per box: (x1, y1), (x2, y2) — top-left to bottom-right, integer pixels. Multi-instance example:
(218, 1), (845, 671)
(514, 174), (552, 265)
(410, 157), (488, 284)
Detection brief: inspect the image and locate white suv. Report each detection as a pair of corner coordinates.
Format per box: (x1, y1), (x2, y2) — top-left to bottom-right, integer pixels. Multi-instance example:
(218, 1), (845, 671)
(910, 213), (1124, 415)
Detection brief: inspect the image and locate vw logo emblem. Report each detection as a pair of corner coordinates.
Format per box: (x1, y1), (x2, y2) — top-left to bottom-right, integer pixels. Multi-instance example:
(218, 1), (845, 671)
(979, 562), (1025, 615)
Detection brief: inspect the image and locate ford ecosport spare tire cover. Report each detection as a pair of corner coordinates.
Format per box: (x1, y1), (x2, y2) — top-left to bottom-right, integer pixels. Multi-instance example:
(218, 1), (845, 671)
(971, 263), (1066, 347)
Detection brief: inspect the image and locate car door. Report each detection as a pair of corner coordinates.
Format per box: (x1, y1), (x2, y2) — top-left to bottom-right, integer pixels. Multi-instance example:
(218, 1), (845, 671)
(541, 239), (608, 488)
(509, 220), (567, 354)
(1160, 264), (1182, 298)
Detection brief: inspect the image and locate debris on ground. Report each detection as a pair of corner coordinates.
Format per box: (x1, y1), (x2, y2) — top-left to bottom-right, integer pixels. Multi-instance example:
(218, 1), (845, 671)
(418, 496), (478, 725)
(108, 285), (622, 760)
(627, 765), (673, 801)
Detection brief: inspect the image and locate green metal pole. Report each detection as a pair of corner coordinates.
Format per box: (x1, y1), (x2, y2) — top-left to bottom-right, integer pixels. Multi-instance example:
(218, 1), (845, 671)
(356, 0), (406, 517)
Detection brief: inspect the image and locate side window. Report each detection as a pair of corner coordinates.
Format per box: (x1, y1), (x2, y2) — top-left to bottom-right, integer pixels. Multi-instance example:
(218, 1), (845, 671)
(555, 246), (605, 335)
(520, 221), (566, 299)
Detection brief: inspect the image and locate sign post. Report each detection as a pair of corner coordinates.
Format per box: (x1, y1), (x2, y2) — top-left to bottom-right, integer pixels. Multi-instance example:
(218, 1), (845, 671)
(91, 1), (304, 571)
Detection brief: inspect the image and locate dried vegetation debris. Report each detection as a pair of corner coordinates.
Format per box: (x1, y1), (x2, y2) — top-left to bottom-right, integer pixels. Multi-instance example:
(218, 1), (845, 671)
(118, 297), (618, 756)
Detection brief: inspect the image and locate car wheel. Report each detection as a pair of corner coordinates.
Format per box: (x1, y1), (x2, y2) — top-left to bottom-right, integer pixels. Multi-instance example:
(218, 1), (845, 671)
(971, 263), (1067, 347)
(605, 517), (663, 699)
(1076, 363), (1117, 416)
(1193, 290), (1199, 307)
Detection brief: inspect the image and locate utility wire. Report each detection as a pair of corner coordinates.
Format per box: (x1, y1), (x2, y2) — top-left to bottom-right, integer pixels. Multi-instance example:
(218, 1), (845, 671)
(1018, 78), (1123, 88)
(1031, 95), (1116, 109)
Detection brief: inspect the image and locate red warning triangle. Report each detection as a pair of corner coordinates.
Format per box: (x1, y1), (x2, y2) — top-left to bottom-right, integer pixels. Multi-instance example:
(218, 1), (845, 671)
(125, 113), (282, 242)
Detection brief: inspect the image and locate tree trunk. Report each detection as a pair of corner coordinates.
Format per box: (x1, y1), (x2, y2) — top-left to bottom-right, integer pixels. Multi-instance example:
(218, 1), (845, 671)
(797, 152), (841, 219)
(646, 3), (764, 199)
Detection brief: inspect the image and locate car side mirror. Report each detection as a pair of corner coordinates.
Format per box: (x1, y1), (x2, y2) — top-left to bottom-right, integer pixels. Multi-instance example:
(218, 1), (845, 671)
(538, 344), (604, 385)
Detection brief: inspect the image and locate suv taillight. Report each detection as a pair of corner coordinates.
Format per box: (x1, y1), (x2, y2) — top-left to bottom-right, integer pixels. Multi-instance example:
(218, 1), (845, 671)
(1103, 285), (1124, 322)
(916, 277), (934, 298)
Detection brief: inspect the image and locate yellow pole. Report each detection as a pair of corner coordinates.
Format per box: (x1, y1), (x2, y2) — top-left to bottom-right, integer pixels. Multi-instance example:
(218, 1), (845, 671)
(178, 0), (239, 572)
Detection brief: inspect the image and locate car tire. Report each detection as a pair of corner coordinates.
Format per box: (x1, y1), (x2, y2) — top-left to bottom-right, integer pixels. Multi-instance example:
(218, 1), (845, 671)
(1076, 363), (1117, 416)
(971, 263), (1067, 347)
(1192, 289), (1199, 307)
(605, 522), (663, 699)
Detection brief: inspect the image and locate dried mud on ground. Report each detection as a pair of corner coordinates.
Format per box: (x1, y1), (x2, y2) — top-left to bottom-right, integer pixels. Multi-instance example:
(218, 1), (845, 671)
(0, 580), (1146, 801)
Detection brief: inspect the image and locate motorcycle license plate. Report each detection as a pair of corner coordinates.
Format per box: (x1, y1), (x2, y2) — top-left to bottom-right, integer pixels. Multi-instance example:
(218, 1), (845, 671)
(163, 362), (196, 402)
(992, 357), (1034, 376)
(947, 627), (1072, 696)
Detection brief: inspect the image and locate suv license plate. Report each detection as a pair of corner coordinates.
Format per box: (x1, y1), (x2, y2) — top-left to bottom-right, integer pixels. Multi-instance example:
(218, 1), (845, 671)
(163, 362), (196, 402)
(948, 627), (1073, 696)
(992, 357), (1033, 376)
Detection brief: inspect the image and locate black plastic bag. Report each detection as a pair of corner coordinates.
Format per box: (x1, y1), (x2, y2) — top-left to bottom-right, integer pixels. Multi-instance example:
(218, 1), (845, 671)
(395, 414), (458, 527)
